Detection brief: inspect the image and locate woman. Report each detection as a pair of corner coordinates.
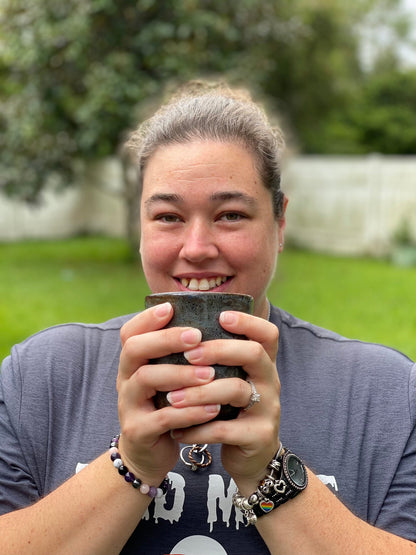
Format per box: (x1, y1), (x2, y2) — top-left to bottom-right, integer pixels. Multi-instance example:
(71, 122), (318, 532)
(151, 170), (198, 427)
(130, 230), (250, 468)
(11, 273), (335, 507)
(0, 81), (415, 554)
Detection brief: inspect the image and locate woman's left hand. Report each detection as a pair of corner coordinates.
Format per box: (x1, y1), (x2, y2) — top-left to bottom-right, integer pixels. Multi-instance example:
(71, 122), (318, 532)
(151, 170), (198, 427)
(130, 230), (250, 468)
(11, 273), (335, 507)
(169, 310), (281, 493)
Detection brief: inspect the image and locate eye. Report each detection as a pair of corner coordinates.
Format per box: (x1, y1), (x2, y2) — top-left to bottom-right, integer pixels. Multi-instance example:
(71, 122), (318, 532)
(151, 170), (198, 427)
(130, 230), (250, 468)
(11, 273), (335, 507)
(155, 213), (182, 223)
(218, 212), (246, 222)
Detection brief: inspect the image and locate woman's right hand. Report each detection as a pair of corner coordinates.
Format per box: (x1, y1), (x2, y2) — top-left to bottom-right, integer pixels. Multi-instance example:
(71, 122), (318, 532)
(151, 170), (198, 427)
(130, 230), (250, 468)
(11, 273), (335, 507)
(116, 301), (219, 485)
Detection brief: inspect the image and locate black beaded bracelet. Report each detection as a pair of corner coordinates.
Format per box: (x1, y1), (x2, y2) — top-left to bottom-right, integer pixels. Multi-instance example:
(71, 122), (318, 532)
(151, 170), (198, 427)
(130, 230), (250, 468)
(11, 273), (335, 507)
(109, 435), (170, 498)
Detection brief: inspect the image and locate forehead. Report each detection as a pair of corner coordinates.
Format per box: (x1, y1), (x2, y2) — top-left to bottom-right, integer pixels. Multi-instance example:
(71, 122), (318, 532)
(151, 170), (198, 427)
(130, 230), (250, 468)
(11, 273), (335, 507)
(142, 140), (265, 199)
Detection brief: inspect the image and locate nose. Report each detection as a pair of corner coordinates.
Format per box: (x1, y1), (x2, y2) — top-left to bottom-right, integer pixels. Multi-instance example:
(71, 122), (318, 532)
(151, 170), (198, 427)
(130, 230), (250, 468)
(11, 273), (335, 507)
(179, 219), (219, 262)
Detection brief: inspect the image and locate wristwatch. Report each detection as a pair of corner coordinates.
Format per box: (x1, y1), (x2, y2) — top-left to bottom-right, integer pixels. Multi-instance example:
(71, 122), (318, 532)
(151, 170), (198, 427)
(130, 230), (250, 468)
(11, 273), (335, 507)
(283, 449), (308, 491)
(252, 448), (308, 518)
(232, 446), (308, 525)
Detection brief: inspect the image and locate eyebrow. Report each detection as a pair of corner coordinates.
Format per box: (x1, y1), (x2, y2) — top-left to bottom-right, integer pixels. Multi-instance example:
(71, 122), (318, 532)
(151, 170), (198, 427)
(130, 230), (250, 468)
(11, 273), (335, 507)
(209, 191), (256, 205)
(144, 190), (257, 207)
(144, 193), (182, 207)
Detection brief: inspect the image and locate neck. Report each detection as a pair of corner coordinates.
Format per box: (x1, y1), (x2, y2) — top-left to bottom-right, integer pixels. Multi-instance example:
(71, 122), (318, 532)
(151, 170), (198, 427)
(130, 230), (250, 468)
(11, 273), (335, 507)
(256, 298), (271, 320)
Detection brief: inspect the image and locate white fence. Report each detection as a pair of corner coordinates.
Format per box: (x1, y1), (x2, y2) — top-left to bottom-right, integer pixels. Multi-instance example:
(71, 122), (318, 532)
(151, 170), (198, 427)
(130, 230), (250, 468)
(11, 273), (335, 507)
(283, 155), (416, 256)
(1, 155), (415, 256)
(0, 159), (127, 241)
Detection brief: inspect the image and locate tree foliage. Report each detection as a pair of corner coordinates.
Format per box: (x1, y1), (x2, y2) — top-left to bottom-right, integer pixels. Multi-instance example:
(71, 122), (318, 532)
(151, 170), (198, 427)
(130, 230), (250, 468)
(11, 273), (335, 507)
(0, 0), (413, 223)
(321, 69), (416, 155)
(0, 0), (248, 200)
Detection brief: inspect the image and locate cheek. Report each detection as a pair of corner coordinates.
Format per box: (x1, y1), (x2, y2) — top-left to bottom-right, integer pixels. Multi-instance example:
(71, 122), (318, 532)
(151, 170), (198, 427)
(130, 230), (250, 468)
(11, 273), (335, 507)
(238, 231), (278, 278)
(226, 232), (273, 264)
(140, 231), (179, 271)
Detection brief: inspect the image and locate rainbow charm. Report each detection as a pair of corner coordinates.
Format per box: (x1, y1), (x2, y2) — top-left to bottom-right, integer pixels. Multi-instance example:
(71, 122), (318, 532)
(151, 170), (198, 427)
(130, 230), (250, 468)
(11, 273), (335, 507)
(259, 499), (274, 513)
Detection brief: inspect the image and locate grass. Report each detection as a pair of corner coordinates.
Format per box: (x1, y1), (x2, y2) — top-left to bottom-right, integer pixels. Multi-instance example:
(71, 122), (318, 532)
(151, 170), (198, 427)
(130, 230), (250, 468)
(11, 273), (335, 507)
(0, 237), (150, 361)
(1, 237), (415, 362)
(273, 249), (416, 360)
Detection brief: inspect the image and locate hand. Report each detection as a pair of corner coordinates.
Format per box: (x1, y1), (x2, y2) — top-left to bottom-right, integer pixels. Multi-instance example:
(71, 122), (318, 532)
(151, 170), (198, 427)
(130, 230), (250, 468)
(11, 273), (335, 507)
(117, 302), (220, 484)
(168, 310), (281, 492)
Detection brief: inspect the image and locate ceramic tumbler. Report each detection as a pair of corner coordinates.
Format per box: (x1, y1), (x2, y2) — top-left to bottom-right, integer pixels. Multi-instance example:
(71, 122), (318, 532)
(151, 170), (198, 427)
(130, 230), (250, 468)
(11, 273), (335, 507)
(145, 291), (253, 420)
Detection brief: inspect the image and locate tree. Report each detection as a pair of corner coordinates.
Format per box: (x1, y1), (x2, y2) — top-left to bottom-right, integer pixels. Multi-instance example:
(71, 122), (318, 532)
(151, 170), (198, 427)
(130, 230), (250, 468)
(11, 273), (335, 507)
(354, 69), (416, 154)
(0, 0), (304, 252)
(0, 0), (411, 251)
(243, 0), (412, 154)
(296, 0), (416, 154)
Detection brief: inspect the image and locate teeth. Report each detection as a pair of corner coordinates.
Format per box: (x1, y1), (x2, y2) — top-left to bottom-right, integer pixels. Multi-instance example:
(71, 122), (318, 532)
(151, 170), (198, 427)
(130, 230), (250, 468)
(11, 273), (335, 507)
(199, 279), (210, 290)
(189, 278), (199, 290)
(180, 276), (227, 291)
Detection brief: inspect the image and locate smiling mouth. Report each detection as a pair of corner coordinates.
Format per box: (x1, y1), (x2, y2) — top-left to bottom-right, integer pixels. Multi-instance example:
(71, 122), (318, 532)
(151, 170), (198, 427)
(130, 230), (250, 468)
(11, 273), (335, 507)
(179, 276), (228, 291)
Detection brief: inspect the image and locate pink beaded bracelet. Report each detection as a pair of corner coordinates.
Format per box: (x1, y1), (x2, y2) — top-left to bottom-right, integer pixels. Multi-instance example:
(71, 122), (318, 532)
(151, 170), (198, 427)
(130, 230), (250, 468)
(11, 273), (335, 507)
(109, 435), (170, 498)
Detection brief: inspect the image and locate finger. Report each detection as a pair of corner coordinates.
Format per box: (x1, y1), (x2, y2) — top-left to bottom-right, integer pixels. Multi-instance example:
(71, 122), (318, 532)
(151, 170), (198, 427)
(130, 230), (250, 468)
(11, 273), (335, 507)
(183, 338), (273, 383)
(119, 326), (202, 381)
(127, 404), (222, 441)
(171, 412), (279, 454)
(166, 377), (252, 409)
(219, 311), (279, 361)
(120, 364), (216, 406)
(120, 302), (173, 345)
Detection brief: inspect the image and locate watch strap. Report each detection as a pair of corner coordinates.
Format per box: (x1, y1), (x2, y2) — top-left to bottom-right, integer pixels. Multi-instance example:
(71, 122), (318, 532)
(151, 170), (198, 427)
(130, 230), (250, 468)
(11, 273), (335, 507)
(252, 449), (307, 517)
(233, 447), (308, 525)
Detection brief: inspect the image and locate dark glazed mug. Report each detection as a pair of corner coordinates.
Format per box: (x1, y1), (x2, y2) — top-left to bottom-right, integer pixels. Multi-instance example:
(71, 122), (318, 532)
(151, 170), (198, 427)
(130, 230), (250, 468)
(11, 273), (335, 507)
(145, 292), (254, 420)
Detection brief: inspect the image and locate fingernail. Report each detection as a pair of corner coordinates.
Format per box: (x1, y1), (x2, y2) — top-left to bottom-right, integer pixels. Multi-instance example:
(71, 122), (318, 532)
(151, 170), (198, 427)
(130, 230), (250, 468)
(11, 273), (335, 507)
(181, 328), (202, 347)
(183, 346), (203, 362)
(220, 311), (237, 325)
(166, 389), (185, 405)
(195, 366), (215, 380)
(170, 429), (183, 439)
(205, 404), (221, 414)
(154, 302), (171, 318)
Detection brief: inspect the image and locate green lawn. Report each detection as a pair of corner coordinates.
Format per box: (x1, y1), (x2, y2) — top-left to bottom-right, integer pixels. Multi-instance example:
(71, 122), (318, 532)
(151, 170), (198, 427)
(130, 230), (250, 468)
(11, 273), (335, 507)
(1, 237), (415, 362)
(0, 237), (150, 361)
(273, 249), (416, 360)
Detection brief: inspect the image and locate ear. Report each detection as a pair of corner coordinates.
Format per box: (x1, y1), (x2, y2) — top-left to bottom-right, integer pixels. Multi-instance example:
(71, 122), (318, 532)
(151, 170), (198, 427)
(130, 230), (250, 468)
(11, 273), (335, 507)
(278, 195), (289, 252)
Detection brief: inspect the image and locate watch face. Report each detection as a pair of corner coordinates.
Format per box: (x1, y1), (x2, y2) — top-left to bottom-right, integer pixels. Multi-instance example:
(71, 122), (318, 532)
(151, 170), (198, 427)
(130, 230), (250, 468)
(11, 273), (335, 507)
(284, 453), (307, 490)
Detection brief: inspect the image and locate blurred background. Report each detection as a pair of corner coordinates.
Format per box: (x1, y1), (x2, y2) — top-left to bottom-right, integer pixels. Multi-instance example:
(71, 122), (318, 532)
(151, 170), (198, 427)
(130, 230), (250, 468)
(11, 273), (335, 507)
(1, 0), (415, 361)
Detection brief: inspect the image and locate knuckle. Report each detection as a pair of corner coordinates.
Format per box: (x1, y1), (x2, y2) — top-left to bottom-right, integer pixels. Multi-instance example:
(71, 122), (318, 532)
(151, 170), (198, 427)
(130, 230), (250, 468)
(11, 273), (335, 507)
(160, 327), (173, 342)
(269, 323), (279, 343)
(275, 378), (281, 395)
(155, 408), (172, 431)
(194, 386), (206, 404)
(250, 340), (265, 360)
(266, 418), (278, 438)
(160, 326), (183, 347)
(120, 322), (130, 345)
(122, 335), (138, 359)
(238, 378), (251, 399)
(209, 420), (228, 443)
(256, 420), (277, 445)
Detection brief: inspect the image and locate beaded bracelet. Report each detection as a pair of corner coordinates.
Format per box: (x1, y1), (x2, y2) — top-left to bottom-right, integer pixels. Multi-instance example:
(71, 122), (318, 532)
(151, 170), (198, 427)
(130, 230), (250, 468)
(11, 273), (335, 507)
(109, 435), (170, 498)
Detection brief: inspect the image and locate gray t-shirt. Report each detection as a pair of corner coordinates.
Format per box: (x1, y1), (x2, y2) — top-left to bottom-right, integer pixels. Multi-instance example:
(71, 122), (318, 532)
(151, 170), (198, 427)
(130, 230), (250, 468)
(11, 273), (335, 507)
(1, 305), (415, 554)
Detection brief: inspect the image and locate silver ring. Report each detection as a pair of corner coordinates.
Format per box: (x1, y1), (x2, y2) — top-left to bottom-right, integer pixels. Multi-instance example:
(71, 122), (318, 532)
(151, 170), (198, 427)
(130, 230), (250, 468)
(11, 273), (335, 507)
(180, 445), (201, 468)
(243, 379), (261, 411)
(180, 444), (212, 471)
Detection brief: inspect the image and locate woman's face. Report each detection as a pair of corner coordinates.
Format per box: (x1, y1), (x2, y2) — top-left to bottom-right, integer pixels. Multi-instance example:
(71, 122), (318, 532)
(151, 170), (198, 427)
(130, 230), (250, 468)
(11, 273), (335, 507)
(140, 140), (286, 318)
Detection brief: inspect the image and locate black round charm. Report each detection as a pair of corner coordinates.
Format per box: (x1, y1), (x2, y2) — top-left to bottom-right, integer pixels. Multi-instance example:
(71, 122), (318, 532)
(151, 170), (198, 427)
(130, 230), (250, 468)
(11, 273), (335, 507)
(283, 452), (308, 490)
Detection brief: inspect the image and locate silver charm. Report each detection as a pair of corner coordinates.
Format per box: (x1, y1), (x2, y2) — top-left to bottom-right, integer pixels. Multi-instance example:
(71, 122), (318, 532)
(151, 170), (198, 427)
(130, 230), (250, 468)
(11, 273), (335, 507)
(180, 444), (212, 471)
